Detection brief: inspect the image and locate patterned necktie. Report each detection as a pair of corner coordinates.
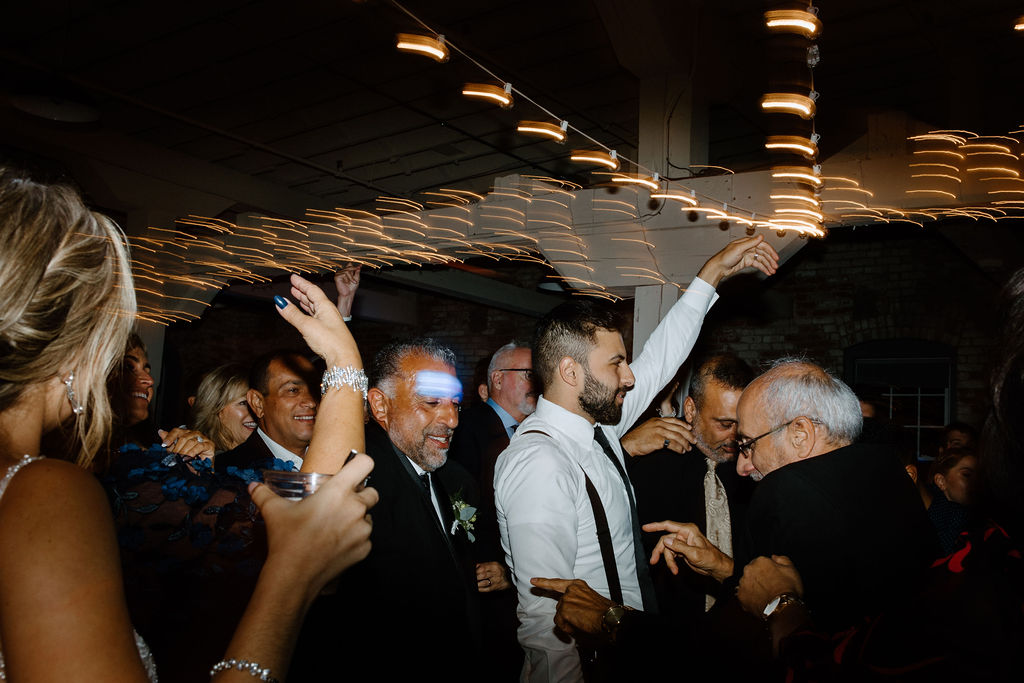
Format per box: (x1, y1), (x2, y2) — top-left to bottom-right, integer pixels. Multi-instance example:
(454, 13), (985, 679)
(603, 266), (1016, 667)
(593, 425), (659, 614)
(703, 457), (732, 611)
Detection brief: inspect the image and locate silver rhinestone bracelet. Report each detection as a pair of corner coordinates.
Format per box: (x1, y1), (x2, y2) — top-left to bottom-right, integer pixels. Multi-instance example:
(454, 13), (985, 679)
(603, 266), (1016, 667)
(210, 658), (278, 683)
(320, 364), (368, 400)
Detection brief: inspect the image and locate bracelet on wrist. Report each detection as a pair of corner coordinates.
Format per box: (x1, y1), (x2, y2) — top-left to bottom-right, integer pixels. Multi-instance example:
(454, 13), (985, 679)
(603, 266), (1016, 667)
(210, 658), (278, 683)
(320, 365), (368, 400)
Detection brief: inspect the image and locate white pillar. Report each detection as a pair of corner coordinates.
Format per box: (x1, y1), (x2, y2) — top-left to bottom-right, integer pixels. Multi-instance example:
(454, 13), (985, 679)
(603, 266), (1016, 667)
(632, 283), (679, 358)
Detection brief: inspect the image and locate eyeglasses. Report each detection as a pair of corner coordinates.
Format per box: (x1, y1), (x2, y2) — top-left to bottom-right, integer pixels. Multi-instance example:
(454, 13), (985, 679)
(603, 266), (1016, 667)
(736, 420), (794, 457)
(498, 368), (534, 381)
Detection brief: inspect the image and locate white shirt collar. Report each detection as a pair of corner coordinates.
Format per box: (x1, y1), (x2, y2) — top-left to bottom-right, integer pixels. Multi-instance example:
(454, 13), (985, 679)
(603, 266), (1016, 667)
(407, 456), (428, 477)
(530, 395), (601, 445)
(256, 427), (304, 470)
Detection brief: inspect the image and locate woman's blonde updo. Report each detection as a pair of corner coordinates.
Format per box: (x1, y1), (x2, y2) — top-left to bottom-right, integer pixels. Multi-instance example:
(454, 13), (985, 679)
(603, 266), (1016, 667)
(0, 166), (136, 466)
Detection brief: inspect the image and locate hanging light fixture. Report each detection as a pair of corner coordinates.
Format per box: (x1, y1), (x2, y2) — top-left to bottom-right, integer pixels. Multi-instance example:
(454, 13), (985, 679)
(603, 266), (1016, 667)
(760, 92), (816, 119)
(770, 193), (820, 206)
(764, 9), (821, 38)
(775, 207), (824, 221)
(611, 173), (660, 191)
(650, 191), (698, 206)
(462, 82), (513, 108)
(765, 135), (818, 157)
(395, 33), (449, 62)
(570, 149), (619, 170)
(516, 120), (568, 142)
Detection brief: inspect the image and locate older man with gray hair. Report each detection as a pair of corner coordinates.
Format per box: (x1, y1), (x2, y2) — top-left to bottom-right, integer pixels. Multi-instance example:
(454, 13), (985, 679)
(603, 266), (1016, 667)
(534, 358), (937, 658)
(644, 358), (937, 632)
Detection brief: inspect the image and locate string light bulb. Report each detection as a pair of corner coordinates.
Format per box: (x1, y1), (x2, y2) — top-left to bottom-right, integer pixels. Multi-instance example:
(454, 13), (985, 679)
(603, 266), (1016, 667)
(765, 135), (818, 158)
(462, 82), (513, 108)
(650, 191), (698, 206)
(395, 33), (449, 62)
(1015, 15), (1024, 30)
(516, 120), (568, 143)
(610, 173), (660, 191)
(760, 93), (816, 119)
(570, 149), (619, 170)
(764, 9), (822, 38)
(770, 193), (820, 207)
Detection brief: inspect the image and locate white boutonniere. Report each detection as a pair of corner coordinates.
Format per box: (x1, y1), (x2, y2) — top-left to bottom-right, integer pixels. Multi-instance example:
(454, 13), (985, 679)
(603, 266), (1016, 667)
(449, 493), (477, 542)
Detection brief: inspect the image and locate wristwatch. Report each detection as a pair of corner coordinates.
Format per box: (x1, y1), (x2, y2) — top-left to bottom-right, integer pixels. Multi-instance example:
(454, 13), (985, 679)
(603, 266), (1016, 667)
(762, 593), (803, 620)
(601, 604), (633, 641)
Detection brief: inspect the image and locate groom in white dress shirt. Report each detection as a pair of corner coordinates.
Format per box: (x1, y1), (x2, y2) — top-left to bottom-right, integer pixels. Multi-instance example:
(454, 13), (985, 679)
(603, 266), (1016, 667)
(493, 236), (779, 682)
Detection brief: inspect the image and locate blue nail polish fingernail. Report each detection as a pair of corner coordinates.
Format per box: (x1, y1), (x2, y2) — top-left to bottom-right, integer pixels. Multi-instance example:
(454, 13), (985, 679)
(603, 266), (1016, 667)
(274, 295), (288, 309)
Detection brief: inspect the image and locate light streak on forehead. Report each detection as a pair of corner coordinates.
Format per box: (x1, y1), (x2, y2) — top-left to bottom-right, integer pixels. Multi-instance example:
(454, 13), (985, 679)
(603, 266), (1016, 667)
(414, 370), (463, 400)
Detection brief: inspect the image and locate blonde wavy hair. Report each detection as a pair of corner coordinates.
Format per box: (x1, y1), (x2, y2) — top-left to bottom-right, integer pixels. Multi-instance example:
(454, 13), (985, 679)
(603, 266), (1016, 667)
(0, 167), (136, 467)
(189, 364), (250, 451)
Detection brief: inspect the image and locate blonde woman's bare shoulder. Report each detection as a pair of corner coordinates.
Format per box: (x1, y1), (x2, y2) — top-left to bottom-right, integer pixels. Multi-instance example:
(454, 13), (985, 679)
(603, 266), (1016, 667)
(0, 457), (115, 552)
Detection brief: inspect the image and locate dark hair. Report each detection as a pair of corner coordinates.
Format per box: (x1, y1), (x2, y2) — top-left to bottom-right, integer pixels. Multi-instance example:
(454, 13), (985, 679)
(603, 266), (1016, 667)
(532, 300), (624, 391)
(931, 446), (975, 481)
(126, 332), (146, 355)
(248, 350), (314, 395)
(689, 353), (754, 408)
(943, 421), (978, 443)
(370, 338), (457, 395)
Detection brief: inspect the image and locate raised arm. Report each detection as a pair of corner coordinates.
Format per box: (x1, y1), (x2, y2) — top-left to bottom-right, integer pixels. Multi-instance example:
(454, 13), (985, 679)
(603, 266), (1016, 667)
(696, 234), (779, 288)
(274, 273), (365, 473)
(334, 264), (360, 320)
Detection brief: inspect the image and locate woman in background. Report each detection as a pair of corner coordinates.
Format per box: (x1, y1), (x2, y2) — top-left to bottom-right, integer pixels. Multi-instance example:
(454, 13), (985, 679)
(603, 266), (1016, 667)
(0, 165), (376, 681)
(927, 447), (978, 554)
(189, 364), (256, 454)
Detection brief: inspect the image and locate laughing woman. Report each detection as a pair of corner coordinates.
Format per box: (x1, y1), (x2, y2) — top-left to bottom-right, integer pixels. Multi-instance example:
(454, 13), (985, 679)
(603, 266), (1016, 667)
(0, 166), (376, 681)
(189, 364), (257, 454)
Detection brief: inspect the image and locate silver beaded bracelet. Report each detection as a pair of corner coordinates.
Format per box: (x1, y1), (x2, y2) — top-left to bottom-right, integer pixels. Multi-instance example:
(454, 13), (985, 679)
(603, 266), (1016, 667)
(320, 364), (368, 400)
(210, 658), (278, 683)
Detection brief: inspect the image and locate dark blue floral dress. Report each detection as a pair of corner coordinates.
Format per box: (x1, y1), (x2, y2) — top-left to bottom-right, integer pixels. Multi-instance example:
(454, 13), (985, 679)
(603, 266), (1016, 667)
(100, 445), (295, 683)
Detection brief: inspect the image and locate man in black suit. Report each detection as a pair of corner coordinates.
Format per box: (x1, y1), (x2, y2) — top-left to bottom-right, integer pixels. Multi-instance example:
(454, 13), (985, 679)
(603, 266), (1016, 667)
(532, 359), (936, 674)
(291, 338), (508, 680)
(450, 341), (537, 539)
(214, 350), (318, 473)
(449, 341), (537, 679)
(623, 354), (755, 623)
(642, 359), (936, 631)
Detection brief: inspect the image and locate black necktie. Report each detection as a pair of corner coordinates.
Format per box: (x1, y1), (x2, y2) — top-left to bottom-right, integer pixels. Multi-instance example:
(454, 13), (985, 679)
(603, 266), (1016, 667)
(421, 472), (456, 538)
(593, 425), (659, 614)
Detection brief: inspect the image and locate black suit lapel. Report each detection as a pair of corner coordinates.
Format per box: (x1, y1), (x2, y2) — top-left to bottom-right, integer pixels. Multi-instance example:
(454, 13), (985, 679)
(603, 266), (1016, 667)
(389, 442), (466, 566)
(432, 473), (456, 537)
(216, 430), (276, 473)
(433, 466), (482, 635)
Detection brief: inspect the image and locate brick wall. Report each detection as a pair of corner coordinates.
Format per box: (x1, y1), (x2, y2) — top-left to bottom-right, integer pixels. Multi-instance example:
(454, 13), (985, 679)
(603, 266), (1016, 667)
(693, 224), (1001, 430)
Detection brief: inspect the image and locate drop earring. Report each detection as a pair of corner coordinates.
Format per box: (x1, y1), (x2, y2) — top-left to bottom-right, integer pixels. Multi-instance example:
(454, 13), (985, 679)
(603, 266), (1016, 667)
(64, 372), (84, 415)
